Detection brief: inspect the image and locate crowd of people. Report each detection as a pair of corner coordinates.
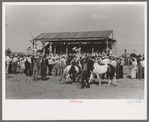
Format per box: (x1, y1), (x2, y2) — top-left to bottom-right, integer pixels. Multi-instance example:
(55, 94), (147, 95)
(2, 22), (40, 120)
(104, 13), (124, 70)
(5, 50), (145, 81)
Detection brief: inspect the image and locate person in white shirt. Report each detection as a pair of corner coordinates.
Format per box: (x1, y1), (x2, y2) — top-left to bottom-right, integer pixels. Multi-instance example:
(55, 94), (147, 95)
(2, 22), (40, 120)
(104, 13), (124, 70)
(111, 58), (117, 67)
(12, 54), (18, 74)
(48, 57), (54, 75)
(131, 58), (137, 79)
(5, 55), (11, 74)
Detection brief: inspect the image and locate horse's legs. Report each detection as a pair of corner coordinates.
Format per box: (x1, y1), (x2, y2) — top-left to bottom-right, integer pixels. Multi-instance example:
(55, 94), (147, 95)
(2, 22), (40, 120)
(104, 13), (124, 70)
(108, 79), (111, 85)
(86, 78), (90, 88)
(113, 76), (117, 86)
(97, 74), (101, 86)
(89, 74), (93, 84)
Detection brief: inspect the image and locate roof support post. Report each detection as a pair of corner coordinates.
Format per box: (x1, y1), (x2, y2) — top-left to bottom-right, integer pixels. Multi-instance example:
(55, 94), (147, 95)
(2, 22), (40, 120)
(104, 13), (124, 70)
(54, 45), (56, 55)
(42, 41), (45, 55)
(48, 42), (52, 54)
(112, 30), (113, 40)
(92, 42), (94, 53)
(106, 38), (108, 55)
(66, 44), (68, 55)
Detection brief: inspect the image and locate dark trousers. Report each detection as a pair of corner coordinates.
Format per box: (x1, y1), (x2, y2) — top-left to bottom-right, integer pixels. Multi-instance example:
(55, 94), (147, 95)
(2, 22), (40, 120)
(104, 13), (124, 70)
(81, 71), (90, 88)
(41, 67), (47, 80)
(30, 65), (33, 76)
(32, 70), (38, 81)
(25, 64), (30, 76)
(116, 66), (120, 79)
(8, 63), (12, 74)
(137, 63), (142, 79)
(48, 64), (53, 75)
(142, 67), (144, 79)
(13, 62), (17, 74)
(119, 65), (123, 78)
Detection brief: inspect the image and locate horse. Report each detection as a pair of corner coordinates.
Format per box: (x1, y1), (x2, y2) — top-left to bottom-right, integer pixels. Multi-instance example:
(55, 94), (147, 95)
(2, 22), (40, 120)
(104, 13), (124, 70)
(89, 62), (116, 86)
(59, 64), (80, 83)
(77, 59), (94, 88)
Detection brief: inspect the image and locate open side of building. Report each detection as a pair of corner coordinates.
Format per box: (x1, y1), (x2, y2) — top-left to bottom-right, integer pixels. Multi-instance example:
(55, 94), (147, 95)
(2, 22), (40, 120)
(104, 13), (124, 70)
(31, 30), (117, 55)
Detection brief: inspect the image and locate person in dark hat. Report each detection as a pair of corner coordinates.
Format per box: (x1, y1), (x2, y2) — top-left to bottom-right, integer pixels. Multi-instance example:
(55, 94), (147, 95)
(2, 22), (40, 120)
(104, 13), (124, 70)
(40, 55), (48, 80)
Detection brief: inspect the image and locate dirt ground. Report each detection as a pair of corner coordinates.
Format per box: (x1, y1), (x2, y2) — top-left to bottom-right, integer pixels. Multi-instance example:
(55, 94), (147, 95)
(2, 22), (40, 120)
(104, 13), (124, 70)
(6, 66), (144, 99)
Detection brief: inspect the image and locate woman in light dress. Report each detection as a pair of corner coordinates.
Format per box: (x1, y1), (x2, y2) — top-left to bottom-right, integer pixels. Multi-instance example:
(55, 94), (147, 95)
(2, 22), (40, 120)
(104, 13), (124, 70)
(131, 58), (137, 79)
(20, 57), (25, 74)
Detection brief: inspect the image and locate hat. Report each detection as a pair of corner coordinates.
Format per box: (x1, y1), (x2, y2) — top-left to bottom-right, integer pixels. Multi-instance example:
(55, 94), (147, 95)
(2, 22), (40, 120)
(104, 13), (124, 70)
(15, 54), (17, 57)
(102, 56), (105, 59)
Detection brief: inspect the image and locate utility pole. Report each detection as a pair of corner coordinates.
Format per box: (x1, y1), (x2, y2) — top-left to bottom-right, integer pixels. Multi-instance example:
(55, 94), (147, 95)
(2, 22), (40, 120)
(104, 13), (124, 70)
(30, 32), (37, 56)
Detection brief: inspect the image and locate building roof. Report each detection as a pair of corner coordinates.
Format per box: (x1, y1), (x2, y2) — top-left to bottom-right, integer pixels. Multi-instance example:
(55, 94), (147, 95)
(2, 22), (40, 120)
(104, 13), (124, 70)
(33, 30), (113, 41)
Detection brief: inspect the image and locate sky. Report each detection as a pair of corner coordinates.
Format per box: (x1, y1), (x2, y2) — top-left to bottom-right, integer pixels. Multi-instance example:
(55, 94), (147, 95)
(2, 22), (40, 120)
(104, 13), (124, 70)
(4, 3), (146, 55)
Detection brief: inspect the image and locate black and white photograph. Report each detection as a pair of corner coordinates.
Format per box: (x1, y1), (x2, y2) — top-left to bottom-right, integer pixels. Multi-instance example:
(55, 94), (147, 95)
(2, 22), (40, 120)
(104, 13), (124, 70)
(3, 2), (147, 120)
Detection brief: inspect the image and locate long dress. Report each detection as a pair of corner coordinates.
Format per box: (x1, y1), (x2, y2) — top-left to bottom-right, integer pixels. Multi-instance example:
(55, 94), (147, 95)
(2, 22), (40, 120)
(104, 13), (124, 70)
(131, 61), (137, 79)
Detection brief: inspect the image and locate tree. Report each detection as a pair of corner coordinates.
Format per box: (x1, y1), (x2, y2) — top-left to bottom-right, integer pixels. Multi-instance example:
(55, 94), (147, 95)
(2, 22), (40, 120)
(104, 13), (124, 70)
(5, 48), (11, 56)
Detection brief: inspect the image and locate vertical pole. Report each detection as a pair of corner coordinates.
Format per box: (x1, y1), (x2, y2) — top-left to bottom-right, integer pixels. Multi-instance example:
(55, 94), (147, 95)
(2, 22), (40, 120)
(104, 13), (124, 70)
(42, 41), (45, 55)
(92, 42), (94, 53)
(106, 38), (108, 55)
(66, 44), (68, 55)
(116, 41), (117, 56)
(54, 45), (56, 55)
(32, 40), (35, 56)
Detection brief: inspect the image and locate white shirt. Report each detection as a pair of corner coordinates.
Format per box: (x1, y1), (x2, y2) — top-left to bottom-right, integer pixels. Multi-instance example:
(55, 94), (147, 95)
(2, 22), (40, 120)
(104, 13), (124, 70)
(141, 60), (145, 67)
(13, 57), (18, 63)
(5, 56), (11, 64)
(111, 60), (117, 67)
(24, 57), (31, 64)
(48, 59), (53, 65)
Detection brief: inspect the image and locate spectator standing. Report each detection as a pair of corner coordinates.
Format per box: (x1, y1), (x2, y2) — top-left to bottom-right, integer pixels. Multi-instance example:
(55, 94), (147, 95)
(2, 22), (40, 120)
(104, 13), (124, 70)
(131, 58), (137, 79)
(111, 57), (117, 71)
(24, 55), (31, 76)
(119, 57), (124, 78)
(32, 56), (40, 81)
(5, 55), (11, 74)
(141, 57), (145, 79)
(53, 57), (60, 76)
(20, 57), (25, 74)
(59, 56), (66, 76)
(12, 54), (19, 74)
(116, 57), (120, 79)
(136, 56), (142, 79)
(8, 55), (13, 74)
(48, 57), (53, 75)
(40, 55), (48, 80)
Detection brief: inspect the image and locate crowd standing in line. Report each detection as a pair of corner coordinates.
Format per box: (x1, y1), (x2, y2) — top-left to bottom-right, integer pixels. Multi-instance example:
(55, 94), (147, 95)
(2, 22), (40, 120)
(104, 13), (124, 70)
(5, 50), (145, 81)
